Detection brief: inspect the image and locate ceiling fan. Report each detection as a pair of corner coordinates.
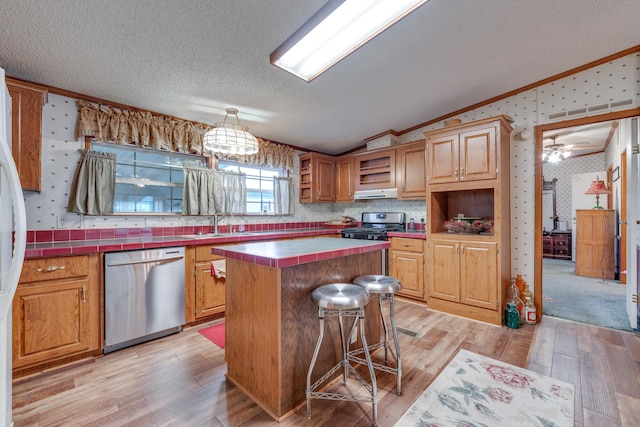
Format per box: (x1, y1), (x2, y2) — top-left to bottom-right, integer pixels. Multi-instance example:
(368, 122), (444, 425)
(543, 136), (570, 163)
(542, 135), (601, 163)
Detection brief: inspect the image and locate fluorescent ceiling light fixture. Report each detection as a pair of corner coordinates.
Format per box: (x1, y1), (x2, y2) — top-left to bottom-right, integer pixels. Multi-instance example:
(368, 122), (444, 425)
(270, 0), (428, 82)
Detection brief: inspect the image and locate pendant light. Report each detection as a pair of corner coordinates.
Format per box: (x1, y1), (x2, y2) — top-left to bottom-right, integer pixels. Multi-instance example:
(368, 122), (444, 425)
(203, 108), (259, 155)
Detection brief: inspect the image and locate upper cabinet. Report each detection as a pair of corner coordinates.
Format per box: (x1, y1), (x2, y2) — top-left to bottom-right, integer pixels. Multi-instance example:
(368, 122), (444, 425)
(353, 148), (396, 191)
(299, 152), (336, 203)
(7, 79), (48, 192)
(426, 123), (497, 184)
(335, 155), (354, 202)
(397, 141), (426, 200)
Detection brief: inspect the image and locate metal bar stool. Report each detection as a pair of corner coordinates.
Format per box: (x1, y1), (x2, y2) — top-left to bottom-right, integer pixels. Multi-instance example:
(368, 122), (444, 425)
(352, 275), (402, 395)
(306, 283), (378, 426)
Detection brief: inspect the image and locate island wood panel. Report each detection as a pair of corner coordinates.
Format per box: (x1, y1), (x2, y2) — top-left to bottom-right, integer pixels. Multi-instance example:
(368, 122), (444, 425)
(224, 251), (382, 421)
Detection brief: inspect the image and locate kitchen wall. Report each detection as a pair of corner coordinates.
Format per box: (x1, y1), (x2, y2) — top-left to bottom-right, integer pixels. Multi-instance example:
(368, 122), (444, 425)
(24, 51), (639, 285)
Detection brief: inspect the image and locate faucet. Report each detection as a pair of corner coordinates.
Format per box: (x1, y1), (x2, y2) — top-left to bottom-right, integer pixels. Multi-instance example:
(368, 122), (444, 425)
(212, 212), (229, 234)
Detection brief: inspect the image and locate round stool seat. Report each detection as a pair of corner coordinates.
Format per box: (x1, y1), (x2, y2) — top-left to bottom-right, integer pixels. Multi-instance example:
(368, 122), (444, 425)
(353, 275), (402, 294)
(312, 283), (369, 310)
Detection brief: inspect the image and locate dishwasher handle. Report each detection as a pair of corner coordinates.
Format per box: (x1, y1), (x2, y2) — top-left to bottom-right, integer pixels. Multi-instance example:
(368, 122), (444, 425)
(106, 255), (184, 267)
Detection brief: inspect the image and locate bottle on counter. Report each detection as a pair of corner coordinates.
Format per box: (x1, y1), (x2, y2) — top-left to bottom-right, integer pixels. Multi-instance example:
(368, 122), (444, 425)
(409, 218), (415, 230)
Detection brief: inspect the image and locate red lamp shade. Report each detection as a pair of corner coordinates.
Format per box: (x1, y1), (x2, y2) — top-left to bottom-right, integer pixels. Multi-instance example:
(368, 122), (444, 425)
(584, 179), (610, 209)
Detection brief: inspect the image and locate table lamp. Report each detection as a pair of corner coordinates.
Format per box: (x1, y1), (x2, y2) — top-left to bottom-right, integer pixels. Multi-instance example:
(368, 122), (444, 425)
(584, 177), (610, 209)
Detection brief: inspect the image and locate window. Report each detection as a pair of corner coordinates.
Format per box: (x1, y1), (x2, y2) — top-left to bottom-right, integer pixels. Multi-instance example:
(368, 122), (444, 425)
(92, 142), (206, 214)
(218, 160), (285, 214)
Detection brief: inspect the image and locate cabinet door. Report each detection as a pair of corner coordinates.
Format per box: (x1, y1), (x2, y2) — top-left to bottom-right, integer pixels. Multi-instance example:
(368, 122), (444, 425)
(315, 156), (336, 201)
(13, 278), (94, 368)
(7, 82), (46, 192)
(398, 144), (426, 199)
(459, 241), (497, 310)
(335, 157), (353, 202)
(391, 250), (424, 299)
(459, 126), (496, 181)
(427, 134), (458, 184)
(427, 239), (460, 302)
(195, 262), (226, 319)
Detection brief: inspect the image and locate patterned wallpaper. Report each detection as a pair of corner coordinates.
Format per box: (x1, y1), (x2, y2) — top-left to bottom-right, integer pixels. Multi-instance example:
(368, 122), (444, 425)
(23, 52), (640, 287)
(542, 153), (606, 231)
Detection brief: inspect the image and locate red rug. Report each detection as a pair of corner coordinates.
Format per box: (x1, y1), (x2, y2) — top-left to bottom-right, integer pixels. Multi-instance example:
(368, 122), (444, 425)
(198, 323), (225, 348)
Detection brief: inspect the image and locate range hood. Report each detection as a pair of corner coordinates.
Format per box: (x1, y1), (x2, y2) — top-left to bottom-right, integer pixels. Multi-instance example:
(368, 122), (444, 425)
(353, 188), (398, 200)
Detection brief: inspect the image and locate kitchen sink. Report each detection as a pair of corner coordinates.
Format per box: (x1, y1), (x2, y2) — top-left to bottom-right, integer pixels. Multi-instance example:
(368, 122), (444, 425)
(178, 232), (264, 239)
(178, 233), (227, 239)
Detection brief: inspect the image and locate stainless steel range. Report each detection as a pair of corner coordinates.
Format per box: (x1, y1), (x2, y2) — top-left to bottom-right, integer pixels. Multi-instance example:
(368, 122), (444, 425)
(341, 212), (406, 241)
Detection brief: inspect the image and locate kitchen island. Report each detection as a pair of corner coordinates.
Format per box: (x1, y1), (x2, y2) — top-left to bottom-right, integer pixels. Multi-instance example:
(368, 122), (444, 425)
(211, 237), (388, 421)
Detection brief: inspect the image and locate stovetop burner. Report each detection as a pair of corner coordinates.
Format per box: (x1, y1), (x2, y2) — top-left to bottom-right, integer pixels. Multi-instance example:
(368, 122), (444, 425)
(341, 212), (406, 240)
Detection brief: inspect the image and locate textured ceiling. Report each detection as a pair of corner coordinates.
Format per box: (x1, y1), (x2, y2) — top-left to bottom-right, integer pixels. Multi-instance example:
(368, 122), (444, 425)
(0, 0), (638, 155)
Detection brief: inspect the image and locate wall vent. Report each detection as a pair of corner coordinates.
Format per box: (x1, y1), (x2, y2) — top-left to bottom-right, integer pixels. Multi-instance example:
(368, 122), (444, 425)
(545, 98), (635, 122)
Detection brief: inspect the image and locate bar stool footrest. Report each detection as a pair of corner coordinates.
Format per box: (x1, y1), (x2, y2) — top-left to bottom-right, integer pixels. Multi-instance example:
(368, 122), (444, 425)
(308, 361), (375, 396)
(308, 391), (375, 403)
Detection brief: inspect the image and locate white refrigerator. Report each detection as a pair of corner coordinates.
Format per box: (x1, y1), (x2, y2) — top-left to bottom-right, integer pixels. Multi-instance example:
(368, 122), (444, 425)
(0, 68), (27, 426)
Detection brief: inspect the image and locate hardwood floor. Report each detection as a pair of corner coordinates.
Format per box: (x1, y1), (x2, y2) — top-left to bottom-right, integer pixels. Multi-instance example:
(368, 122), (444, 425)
(12, 300), (640, 426)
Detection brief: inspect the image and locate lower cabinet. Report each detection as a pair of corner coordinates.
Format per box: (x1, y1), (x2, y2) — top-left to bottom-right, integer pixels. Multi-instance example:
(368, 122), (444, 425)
(389, 237), (425, 299)
(12, 254), (101, 373)
(427, 239), (498, 313)
(186, 245), (226, 323)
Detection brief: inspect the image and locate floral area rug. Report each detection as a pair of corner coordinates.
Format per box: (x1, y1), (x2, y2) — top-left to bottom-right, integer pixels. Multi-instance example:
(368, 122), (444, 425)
(395, 349), (574, 427)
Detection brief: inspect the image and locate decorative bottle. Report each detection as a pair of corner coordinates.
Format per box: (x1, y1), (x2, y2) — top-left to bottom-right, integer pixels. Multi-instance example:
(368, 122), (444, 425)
(516, 274), (526, 294)
(505, 277), (524, 324)
(524, 296), (537, 325)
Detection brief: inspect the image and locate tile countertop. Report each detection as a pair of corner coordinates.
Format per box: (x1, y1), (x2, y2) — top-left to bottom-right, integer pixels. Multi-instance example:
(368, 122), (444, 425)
(387, 230), (427, 239)
(24, 226), (426, 259)
(211, 237), (390, 268)
(24, 228), (341, 259)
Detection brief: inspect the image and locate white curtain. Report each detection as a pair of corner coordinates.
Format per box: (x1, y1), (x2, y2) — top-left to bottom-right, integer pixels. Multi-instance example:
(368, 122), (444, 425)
(214, 170), (247, 214)
(273, 177), (294, 215)
(182, 167), (217, 215)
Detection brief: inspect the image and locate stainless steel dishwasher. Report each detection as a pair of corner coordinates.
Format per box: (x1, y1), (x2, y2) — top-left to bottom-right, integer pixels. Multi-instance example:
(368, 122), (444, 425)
(104, 247), (185, 353)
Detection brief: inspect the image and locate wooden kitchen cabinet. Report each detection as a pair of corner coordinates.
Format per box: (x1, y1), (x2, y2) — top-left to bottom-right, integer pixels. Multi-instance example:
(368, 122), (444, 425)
(426, 121), (497, 184)
(397, 141), (426, 200)
(576, 209), (615, 279)
(353, 148), (396, 190)
(12, 254), (101, 374)
(424, 115), (512, 326)
(299, 152), (336, 203)
(427, 239), (497, 310)
(6, 79), (48, 192)
(335, 155), (354, 202)
(389, 237), (425, 299)
(185, 245), (227, 323)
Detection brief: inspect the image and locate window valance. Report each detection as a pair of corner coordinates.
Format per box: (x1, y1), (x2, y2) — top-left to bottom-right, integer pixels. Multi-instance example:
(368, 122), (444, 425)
(76, 100), (296, 170)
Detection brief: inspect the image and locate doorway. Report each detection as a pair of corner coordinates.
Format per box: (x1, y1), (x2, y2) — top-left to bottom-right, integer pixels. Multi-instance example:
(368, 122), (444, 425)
(534, 109), (639, 331)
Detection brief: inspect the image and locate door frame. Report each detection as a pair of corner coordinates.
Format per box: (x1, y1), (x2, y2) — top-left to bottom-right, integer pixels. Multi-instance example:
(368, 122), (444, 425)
(533, 108), (640, 318)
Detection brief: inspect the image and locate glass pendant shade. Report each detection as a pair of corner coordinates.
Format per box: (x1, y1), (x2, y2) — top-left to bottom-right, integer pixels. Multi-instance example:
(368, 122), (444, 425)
(203, 108), (259, 155)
